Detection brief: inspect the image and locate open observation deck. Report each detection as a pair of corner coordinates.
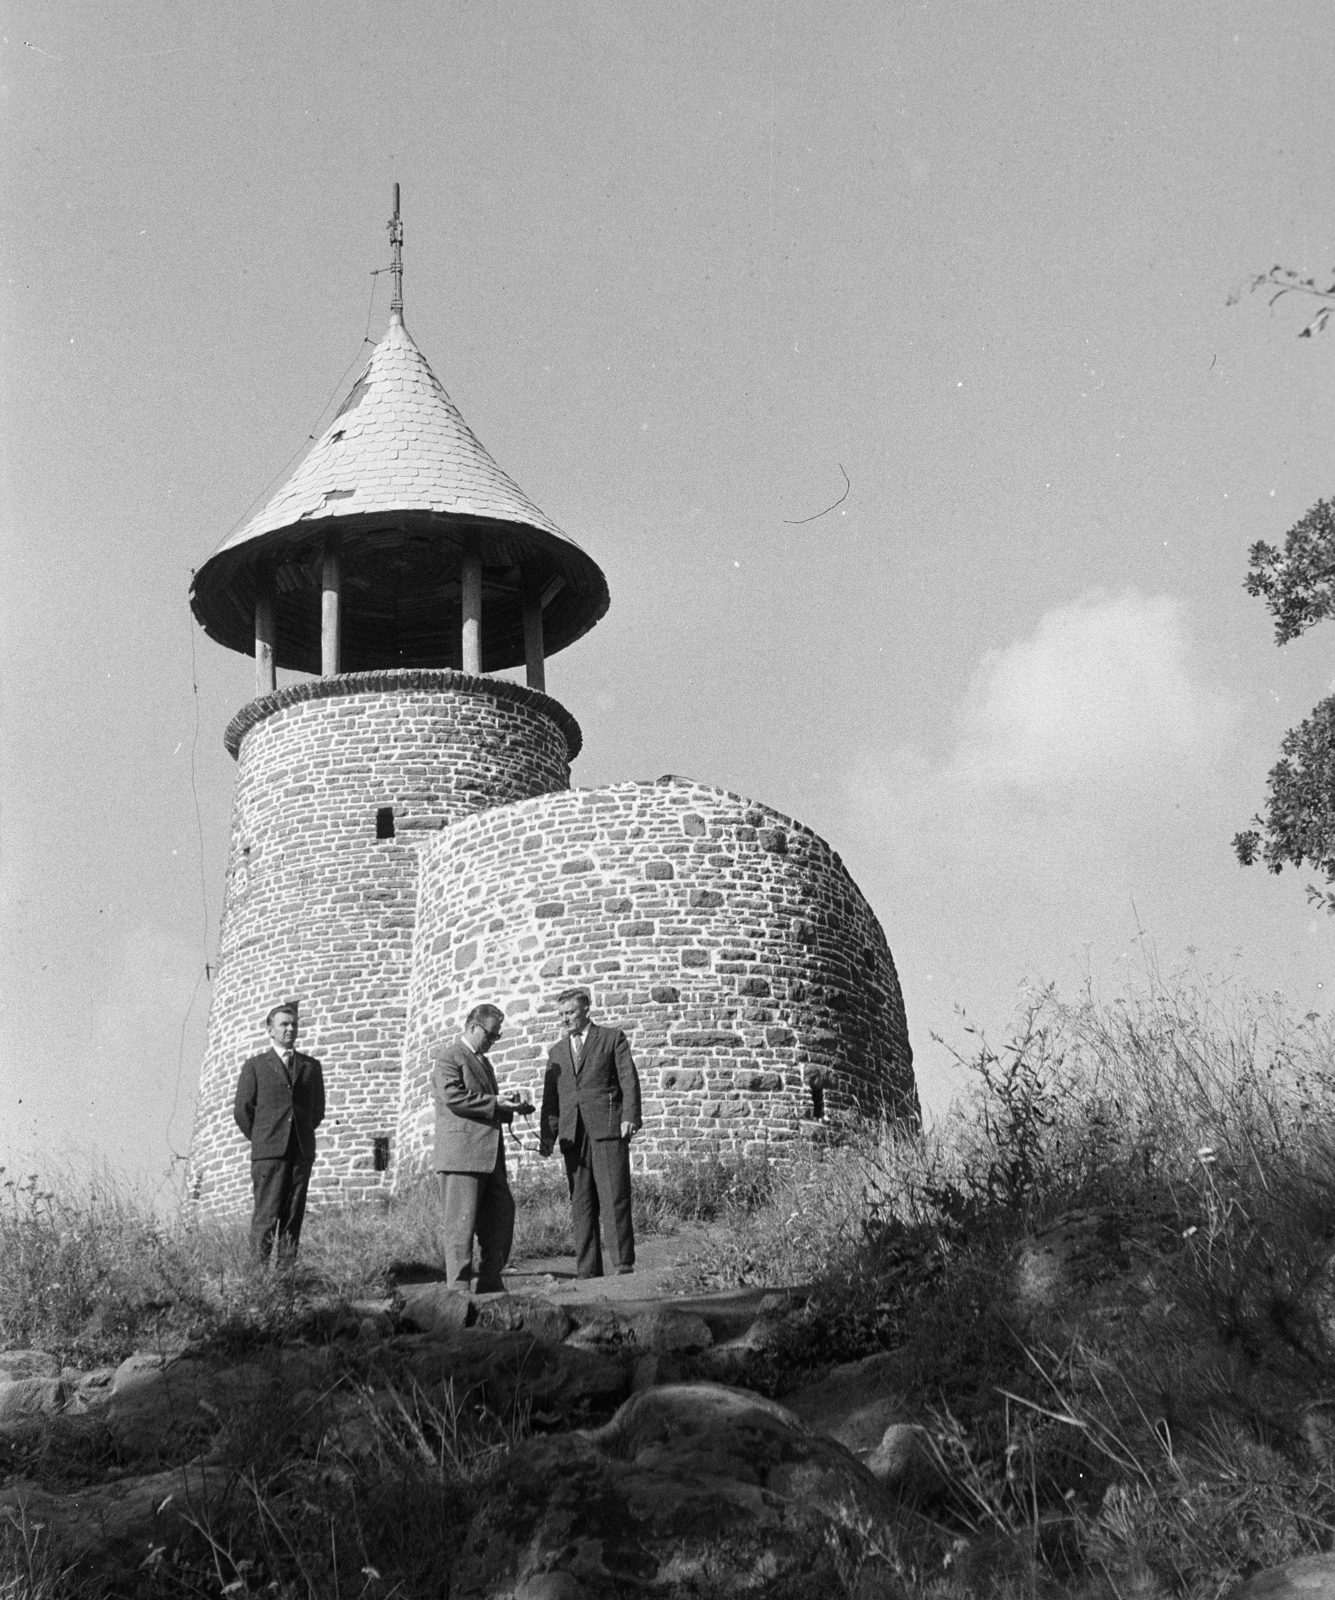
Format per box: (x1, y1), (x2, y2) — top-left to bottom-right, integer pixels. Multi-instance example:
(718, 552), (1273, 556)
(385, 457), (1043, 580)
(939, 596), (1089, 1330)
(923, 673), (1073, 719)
(190, 193), (609, 694)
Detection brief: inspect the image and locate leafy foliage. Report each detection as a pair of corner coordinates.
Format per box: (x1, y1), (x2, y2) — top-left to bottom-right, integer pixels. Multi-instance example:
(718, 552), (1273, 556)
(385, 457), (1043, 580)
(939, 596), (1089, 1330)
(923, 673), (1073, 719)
(1232, 264), (1335, 338)
(1234, 694), (1335, 913)
(1236, 497), (1335, 910)
(1243, 498), (1335, 646)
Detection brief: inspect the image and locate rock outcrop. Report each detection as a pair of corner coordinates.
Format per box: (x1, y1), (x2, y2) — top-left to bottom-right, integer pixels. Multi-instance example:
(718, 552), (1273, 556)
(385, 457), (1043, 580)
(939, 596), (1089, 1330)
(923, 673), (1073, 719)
(452, 1383), (901, 1599)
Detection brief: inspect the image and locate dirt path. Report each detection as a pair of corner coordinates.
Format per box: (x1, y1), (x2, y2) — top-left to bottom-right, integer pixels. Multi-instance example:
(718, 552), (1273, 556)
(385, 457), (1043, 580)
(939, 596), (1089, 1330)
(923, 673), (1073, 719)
(505, 1224), (716, 1304)
(503, 1225), (804, 1335)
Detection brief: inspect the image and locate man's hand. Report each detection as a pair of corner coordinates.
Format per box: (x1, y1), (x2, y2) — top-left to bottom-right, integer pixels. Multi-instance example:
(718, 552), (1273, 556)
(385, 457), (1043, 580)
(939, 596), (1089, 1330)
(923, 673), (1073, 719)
(502, 1093), (535, 1116)
(620, 1121), (640, 1141)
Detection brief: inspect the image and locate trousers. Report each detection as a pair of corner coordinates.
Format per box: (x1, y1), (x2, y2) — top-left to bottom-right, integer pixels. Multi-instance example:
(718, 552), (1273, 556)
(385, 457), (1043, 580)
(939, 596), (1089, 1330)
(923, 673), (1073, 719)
(562, 1114), (634, 1277)
(438, 1143), (514, 1293)
(249, 1155), (312, 1263)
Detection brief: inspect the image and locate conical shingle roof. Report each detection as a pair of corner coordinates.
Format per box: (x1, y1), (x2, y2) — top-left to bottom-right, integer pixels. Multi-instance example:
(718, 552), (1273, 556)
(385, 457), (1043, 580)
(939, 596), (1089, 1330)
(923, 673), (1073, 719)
(190, 313), (609, 675)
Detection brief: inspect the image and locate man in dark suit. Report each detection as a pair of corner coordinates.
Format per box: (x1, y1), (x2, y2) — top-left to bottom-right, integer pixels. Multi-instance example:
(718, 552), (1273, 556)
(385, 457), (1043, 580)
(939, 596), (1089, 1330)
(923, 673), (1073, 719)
(433, 1003), (533, 1293)
(540, 987), (642, 1277)
(233, 1002), (326, 1264)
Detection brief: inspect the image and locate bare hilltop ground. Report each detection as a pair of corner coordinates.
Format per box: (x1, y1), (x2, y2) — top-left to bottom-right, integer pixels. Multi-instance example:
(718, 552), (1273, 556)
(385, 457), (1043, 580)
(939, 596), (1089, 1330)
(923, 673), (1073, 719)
(6, 978), (1335, 1598)
(510, 1223), (718, 1299)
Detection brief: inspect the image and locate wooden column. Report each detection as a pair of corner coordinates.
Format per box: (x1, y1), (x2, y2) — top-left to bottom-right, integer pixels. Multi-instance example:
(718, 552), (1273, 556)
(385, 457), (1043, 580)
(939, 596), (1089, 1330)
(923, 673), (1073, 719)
(254, 577), (277, 696)
(321, 538), (342, 678)
(461, 548), (482, 675)
(522, 572), (545, 692)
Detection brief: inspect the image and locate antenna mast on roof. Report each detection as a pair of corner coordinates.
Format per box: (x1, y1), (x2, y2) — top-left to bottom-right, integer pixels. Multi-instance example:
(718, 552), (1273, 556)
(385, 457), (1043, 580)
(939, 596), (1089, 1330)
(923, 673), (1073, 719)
(388, 182), (404, 318)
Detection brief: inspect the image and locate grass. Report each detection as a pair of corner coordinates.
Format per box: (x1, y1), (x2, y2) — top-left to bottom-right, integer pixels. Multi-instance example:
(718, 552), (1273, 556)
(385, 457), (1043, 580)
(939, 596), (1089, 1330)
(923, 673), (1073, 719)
(6, 968), (1335, 1596)
(123, 1362), (524, 1599)
(0, 1149), (779, 1598)
(673, 968), (1335, 1595)
(0, 1515), (71, 1600)
(0, 1150), (767, 1368)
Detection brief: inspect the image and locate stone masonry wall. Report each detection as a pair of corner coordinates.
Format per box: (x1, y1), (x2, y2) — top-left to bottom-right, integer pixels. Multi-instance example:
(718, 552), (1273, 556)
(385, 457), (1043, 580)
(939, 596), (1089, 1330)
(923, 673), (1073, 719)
(188, 672), (577, 1216)
(395, 777), (916, 1184)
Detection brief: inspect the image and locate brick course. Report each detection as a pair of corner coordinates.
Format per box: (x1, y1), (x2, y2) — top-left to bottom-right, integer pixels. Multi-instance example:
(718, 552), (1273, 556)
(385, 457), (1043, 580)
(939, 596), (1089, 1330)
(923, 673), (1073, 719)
(395, 778), (916, 1183)
(187, 672), (576, 1215)
(188, 683), (916, 1217)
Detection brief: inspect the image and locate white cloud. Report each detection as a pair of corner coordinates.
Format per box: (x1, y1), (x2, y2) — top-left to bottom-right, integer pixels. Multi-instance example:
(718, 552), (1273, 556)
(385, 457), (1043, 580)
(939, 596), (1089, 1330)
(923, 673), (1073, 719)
(835, 591), (1335, 1128)
(852, 590), (1232, 837)
(951, 590), (1232, 793)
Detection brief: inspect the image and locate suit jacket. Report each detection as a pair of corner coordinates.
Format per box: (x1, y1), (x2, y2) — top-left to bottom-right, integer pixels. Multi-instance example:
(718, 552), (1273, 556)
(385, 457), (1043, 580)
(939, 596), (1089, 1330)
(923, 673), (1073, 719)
(432, 1038), (515, 1173)
(234, 1048), (325, 1164)
(540, 1022), (642, 1150)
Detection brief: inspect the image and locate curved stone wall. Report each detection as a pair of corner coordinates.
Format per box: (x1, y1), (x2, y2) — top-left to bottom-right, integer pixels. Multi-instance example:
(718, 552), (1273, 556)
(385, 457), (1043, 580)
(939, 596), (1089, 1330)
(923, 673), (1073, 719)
(188, 671), (578, 1216)
(395, 777), (916, 1183)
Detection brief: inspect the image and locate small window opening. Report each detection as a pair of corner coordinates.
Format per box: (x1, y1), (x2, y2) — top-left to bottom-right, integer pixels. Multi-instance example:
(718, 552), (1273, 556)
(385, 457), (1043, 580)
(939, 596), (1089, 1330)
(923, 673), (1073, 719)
(810, 1081), (825, 1121)
(376, 806), (395, 840)
(372, 1136), (391, 1172)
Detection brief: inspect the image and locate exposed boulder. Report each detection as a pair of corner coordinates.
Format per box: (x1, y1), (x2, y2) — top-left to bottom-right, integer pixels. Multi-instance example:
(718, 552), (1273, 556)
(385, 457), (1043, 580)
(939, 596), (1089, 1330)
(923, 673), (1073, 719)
(60, 1364), (117, 1415)
(781, 1352), (909, 1456)
(317, 1387), (401, 1461)
(0, 1351), (60, 1383)
(558, 1291), (807, 1394)
(451, 1382), (901, 1598)
(0, 1460), (233, 1580)
(630, 1308), (712, 1354)
(403, 1329), (630, 1423)
(0, 1376), (65, 1425)
(474, 1295), (575, 1345)
(690, 1317), (785, 1386)
(105, 1355), (211, 1458)
(865, 1423), (927, 1487)
(396, 1281), (476, 1335)
(564, 1309), (634, 1353)
(0, 1350), (65, 1429)
(629, 1352), (687, 1393)
(1228, 1553), (1335, 1598)
(104, 1352), (308, 1462)
(779, 1353), (930, 1495)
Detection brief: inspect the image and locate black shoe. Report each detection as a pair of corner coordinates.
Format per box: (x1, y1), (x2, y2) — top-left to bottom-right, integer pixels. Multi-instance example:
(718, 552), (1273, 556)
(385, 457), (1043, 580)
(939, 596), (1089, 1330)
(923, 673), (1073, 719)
(613, 1265), (634, 1276)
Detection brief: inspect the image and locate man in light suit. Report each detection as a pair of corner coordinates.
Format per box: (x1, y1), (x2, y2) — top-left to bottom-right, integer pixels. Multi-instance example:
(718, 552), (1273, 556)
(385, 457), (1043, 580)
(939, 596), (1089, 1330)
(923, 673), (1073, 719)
(432, 1003), (533, 1293)
(540, 988), (643, 1277)
(233, 1002), (326, 1264)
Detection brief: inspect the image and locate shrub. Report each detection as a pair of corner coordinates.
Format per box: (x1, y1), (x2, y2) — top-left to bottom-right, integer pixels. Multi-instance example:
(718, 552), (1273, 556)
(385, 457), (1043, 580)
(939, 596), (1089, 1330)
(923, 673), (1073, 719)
(670, 970), (1335, 1592)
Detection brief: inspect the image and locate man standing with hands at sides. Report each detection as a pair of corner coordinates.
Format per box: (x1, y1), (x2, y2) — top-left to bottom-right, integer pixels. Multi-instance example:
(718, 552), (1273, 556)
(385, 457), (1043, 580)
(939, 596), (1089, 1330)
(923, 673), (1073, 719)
(540, 988), (643, 1277)
(433, 1003), (533, 1294)
(233, 1002), (326, 1265)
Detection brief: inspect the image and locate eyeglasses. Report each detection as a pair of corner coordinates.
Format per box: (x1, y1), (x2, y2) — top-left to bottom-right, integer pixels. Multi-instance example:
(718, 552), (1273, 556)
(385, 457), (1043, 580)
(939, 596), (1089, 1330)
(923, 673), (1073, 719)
(481, 1025), (503, 1041)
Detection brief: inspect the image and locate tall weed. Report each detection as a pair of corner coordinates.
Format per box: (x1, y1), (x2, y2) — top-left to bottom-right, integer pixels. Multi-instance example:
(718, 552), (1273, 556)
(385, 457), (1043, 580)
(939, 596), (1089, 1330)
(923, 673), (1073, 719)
(0, 1167), (218, 1362)
(0, 1514), (70, 1600)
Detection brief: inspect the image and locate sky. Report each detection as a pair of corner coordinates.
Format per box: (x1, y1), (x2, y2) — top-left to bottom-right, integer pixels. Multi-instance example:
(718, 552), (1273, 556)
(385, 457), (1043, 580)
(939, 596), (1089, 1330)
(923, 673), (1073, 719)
(3, 1), (1334, 1193)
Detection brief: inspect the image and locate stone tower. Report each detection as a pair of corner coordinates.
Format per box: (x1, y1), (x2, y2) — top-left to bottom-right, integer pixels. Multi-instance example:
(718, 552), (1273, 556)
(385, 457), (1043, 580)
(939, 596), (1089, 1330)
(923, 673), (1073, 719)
(187, 196), (916, 1216)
